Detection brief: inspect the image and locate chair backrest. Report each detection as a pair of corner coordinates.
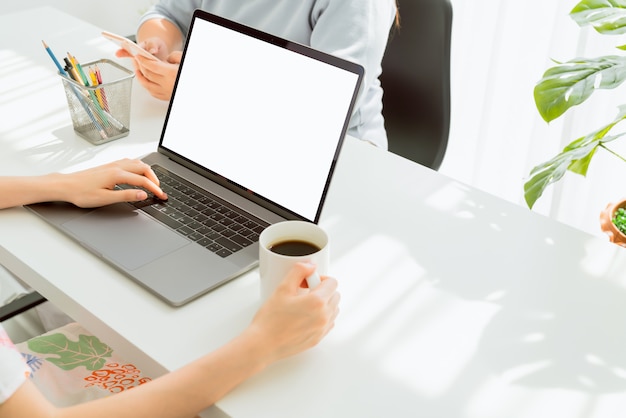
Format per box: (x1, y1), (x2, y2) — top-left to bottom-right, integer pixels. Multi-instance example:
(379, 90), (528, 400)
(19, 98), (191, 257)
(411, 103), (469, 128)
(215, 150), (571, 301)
(0, 266), (46, 322)
(381, 0), (452, 171)
(0, 291), (46, 322)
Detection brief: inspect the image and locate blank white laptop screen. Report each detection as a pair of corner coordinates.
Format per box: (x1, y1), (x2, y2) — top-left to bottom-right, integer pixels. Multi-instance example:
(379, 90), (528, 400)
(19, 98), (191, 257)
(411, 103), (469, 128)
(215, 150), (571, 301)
(160, 17), (360, 222)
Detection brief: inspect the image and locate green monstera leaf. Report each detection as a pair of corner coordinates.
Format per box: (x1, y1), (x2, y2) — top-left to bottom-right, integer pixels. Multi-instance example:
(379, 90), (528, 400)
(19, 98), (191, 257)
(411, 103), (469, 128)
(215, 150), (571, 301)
(527, 0), (626, 209)
(525, 106), (626, 209)
(534, 55), (626, 122)
(570, 0), (626, 35)
(27, 332), (114, 371)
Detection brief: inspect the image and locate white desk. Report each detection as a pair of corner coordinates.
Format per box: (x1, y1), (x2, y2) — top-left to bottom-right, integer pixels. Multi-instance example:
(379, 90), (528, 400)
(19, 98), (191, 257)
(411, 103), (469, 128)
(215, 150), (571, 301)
(4, 7), (626, 418)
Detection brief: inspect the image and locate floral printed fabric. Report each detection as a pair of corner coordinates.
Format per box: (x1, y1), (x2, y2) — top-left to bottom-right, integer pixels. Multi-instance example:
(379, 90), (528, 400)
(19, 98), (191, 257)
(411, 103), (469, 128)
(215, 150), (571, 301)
(0, 323), (30, 404)
(14, 322), (153, 407)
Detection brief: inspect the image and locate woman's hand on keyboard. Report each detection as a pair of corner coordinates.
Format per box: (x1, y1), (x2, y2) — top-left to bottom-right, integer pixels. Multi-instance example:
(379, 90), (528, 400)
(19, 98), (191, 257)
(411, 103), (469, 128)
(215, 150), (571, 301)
(60, 159), (167, 208)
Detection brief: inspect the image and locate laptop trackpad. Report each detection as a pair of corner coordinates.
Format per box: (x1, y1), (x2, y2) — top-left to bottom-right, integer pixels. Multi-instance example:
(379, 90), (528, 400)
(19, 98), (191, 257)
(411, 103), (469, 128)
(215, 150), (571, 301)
(63, 203), (189, 271)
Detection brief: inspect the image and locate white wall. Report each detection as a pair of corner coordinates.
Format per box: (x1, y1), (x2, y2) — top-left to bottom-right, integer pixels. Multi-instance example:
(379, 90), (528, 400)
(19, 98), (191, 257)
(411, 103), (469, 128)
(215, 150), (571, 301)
(0, 0), (154, 36)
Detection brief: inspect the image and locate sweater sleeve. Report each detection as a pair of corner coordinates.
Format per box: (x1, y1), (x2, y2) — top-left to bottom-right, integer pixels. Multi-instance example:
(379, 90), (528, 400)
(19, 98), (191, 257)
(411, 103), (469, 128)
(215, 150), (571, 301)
(310, 0), (397, 143)
(138, 0), (205, 42)
(0, 324), (29, 404)
(311, 0), (396, 82)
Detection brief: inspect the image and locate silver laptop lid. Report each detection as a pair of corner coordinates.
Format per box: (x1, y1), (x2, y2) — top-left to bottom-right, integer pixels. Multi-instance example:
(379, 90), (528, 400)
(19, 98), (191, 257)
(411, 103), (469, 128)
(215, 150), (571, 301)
(157, 10), (364, 223)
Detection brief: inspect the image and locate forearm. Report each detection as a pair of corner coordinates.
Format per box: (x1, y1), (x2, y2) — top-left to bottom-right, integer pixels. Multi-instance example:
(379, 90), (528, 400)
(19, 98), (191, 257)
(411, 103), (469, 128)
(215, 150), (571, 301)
(100, 329), (271, 417)
(0, 264), (337, 418)
(0, 173), (69, 210)
(11, 330), (270, 418)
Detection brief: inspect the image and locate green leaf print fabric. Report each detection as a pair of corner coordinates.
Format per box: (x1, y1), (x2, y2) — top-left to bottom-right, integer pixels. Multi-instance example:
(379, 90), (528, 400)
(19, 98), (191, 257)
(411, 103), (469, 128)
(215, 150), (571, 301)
(27, 332), (114, 371)
(15, 323), (153, 407)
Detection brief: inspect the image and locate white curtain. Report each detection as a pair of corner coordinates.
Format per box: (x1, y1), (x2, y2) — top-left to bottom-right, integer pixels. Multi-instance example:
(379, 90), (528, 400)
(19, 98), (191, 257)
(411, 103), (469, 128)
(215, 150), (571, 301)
(440, 0), (626, 238)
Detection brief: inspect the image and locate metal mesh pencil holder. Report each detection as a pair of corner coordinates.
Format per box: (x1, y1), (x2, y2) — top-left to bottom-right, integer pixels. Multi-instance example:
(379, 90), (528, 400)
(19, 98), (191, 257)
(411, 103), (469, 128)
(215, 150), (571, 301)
(59, 59), (134, 145)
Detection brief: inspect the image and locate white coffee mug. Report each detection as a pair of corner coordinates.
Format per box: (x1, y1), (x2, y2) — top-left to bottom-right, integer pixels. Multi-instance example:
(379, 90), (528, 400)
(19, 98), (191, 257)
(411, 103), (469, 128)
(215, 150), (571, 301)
(258, 220), (329, 301)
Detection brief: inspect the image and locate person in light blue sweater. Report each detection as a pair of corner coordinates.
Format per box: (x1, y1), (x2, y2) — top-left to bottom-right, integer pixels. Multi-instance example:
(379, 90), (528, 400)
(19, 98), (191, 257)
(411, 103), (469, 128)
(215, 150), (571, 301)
(119, 0), (398, 149)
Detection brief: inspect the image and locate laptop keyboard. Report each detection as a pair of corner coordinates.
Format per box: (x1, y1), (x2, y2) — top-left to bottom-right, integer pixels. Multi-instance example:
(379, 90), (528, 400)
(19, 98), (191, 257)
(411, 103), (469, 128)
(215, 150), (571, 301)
(116, 165), (268, 258)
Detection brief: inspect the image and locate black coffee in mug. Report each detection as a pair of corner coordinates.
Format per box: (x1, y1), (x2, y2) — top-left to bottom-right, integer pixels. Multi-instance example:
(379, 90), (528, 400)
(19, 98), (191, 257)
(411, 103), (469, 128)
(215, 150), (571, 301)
(269, 240), (321, 256)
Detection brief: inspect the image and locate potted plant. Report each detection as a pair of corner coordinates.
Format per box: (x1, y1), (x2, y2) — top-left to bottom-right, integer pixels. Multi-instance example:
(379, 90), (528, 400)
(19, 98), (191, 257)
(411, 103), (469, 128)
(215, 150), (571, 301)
(525, 0), (626, 241)
(600, 200), (626, 246)
(525, 0), (626, 220)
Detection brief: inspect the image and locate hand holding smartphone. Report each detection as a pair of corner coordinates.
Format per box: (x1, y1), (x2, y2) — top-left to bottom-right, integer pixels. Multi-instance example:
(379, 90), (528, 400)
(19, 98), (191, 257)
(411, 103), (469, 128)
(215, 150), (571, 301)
(102, 31), (158, 60)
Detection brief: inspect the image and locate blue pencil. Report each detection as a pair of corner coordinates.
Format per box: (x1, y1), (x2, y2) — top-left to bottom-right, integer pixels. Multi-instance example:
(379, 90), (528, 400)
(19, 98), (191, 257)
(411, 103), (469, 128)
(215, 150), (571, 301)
(42, 40), (107, 140)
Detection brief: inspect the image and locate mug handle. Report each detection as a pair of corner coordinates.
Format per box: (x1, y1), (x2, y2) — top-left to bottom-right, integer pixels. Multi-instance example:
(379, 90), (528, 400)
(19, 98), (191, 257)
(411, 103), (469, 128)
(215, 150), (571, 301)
(306, 271), (321, 289)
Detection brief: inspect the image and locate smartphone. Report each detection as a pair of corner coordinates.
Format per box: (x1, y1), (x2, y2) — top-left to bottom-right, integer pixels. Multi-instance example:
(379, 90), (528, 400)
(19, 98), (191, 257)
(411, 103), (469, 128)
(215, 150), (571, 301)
(102, 31), (158, 60)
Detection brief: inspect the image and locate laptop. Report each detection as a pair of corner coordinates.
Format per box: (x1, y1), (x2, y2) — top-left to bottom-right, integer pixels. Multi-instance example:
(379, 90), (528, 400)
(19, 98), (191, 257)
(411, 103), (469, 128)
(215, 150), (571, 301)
(26, 9), (364, 306)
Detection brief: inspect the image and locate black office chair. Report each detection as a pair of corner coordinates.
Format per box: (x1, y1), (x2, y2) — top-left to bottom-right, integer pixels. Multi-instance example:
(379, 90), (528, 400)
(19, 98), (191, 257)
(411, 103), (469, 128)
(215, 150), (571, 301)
(380, 0), (452, 171)
(0, 291), (46, 322)
(0, 266), (46, 322)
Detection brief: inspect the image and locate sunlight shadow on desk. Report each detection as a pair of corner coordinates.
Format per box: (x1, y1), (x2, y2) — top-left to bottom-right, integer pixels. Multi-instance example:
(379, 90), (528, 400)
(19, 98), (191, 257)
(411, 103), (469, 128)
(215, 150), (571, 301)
(2, 119), (102, 176)
(0, 50), (129, 174)
(330, 234), (498, 395)
(29, 126), (101, 166)
(0, 49), (31, 79)
(320, 149), (626, 416)
(0, 50), (94, 171)
(0, 107), (66, 143)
